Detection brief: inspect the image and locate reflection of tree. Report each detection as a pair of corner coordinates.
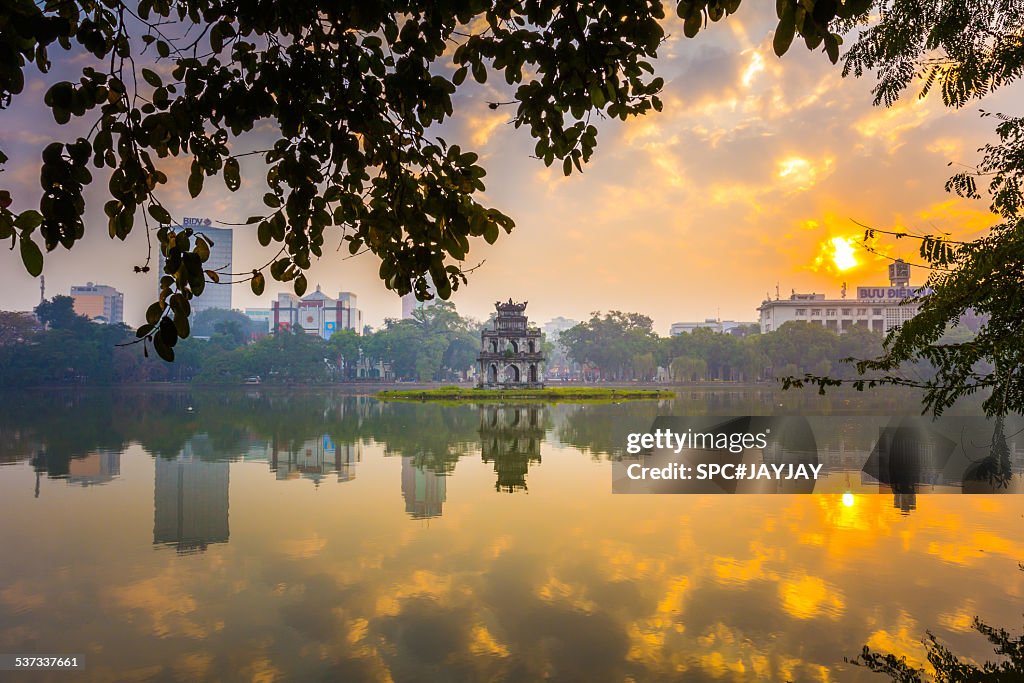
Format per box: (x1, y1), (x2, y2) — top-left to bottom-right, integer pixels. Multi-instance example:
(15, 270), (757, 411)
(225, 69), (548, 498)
(556, 402), (663, 459)
(0, 389), (486, 477)
(479, 405), (547, 492)
(851, 612), (1024, 681)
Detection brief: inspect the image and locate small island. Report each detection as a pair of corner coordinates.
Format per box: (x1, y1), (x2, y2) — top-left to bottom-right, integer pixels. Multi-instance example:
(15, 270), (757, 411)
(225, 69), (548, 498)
(378, 300), (674, 402)
(376, 386), (675, 402)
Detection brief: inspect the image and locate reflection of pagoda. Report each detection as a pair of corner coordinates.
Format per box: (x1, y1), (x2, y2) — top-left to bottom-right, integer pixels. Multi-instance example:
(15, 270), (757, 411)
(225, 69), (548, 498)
(479, 406), (545, 492)
(477, 299), (545, 388)
(401, 456), (446, 518)
(271, 435), (361, 485)
(153, 445), (229, 554)
(67, 449), (121, 486)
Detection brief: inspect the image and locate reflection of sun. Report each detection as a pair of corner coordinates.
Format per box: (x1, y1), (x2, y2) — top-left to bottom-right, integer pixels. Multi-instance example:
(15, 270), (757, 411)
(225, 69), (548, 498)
(829, 237), (858, 271)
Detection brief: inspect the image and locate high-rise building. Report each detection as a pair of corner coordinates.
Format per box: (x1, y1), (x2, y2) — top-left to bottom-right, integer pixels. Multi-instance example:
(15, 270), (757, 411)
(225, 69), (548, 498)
(156, 219), (233, 313)
(153, 444), (230, 553)
(70, 283), (124, 324)
(272, 286), (363, 339)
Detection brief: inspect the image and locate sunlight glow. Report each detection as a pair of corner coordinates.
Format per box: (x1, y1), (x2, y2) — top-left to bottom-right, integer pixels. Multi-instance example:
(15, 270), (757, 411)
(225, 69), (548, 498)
(842, 492), (855, 508)
(829, 237), (859, 271)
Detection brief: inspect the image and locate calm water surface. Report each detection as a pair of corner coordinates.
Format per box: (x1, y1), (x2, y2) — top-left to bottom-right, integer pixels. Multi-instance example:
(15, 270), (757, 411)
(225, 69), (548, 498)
(1, 388), (1022, 682)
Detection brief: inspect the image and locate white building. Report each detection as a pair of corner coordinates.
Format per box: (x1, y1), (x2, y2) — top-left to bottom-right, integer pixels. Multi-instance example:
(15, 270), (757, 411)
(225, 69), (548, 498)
(758, 260), (930, 334)
(156, 218), (233, 313)
(70, 283), (124, 324)
(670, 319), (755, 336)
(272, 286), (363, 339)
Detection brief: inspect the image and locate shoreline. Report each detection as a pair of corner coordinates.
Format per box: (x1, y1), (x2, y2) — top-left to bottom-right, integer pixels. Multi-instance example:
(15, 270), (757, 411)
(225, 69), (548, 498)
(376, 386), (677, 402)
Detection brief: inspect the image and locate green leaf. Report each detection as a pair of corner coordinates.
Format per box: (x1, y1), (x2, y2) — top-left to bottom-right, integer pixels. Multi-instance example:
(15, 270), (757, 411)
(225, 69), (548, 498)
(145, 301), (163, 325)
(148, 204), (172, 224)
(774, 6), (797, 57)
(483, 221), (499, 244)
(224, 157), (241, 191)
(19, 238), (43, 276)
(188, 162), (204, 198)
(294, 273), (308, 297)
(142, 68), (162, 87)
(251, 271), (265, 295)
(153, 334), (175, 362)
(194, 237), (210, 262)
(173, 310), (190, 337)
(14, 210), (42, 231)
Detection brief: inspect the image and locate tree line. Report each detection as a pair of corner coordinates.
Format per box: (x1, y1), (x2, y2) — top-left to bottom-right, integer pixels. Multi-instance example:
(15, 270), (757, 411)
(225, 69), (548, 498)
(0, 296), (482, 386)
(0, 296), (975, 387)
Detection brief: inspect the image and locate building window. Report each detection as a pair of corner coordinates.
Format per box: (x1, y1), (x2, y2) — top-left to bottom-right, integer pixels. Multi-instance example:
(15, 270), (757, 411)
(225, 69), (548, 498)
(826, 309), (836, 316)
(873, 308), (882, 316)
(795, 309), (806, 316)
(842, 308), (851, 316)
(857, 308), (867, 315)
(811, 309), (821, 316)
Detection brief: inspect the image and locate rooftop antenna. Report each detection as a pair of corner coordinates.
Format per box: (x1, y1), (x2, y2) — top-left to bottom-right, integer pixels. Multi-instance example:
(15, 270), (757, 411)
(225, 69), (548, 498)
(39, 275), (45, 304)
(775, 282), (780, 300)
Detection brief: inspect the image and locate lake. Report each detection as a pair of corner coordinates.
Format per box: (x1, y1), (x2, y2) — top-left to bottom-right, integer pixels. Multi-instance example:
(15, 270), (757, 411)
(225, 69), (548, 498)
(1, 387), (1022, 681)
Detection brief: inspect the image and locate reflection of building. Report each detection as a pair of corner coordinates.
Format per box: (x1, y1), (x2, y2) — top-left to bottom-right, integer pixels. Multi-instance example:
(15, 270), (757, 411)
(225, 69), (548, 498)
(401, 456), (446, 518)
(272, 287), (362, 339)
(478, 300), (545, 388)
(156, 220), (234, 313)
(70, 283), (124, 324)
(758, 259), (931, 334)
(153, 448), (229, 553)
(479, 405), (545, 492)
(67, 449), (121, 486)
(271, 435), (361, 485)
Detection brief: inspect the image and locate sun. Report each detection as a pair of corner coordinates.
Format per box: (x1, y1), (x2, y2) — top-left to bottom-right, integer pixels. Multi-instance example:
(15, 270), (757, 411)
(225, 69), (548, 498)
(829, 236), (858, 271)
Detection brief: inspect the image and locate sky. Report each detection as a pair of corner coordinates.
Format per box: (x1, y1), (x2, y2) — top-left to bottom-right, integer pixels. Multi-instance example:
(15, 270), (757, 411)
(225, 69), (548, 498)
(0, 5), (1015, 334)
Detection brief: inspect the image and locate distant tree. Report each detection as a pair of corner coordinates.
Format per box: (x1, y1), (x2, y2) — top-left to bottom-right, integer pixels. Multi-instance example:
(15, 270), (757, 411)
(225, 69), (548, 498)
(0, 311), (37, 346)
(561, 312), (658, 380)
(327, 328), (363, 378)
(35, 295), (90, 332)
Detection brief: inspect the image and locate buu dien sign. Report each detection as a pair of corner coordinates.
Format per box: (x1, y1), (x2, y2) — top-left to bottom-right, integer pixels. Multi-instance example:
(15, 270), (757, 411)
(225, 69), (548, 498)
(856, 286), (933, 301)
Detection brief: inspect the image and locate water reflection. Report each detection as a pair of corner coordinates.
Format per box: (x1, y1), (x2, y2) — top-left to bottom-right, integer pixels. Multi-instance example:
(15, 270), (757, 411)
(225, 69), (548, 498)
(154, 448), (229, 553)
(1, 388), (1023, 681)
(67, 449), (120, 487)
(480, 405), (546, 493)
(402, 456), (446, 518)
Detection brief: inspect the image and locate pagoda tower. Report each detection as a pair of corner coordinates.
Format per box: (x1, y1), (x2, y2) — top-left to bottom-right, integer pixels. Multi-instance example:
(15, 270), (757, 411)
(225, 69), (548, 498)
(477, 299), (545, 388)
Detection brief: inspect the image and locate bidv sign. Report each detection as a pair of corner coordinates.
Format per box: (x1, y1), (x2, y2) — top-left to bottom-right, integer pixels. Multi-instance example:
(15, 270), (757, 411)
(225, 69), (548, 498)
(181, 217), (213, 227)
(856, 286), (933, 301)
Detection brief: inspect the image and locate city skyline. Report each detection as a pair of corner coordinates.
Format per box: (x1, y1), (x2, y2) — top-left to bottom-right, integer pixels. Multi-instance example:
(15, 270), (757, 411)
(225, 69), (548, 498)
(0, 4), (1013, 334)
